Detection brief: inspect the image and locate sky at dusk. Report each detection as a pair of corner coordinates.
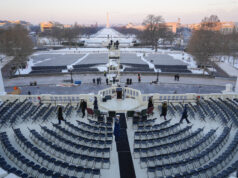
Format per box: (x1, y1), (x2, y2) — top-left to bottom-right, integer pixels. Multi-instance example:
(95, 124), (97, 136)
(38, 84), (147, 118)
(0, 0), (237, 25)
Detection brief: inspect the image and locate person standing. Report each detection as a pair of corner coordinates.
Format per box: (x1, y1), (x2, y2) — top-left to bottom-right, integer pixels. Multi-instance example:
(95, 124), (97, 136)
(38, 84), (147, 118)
(106, 78), (109, 85)
(148, 96), (154, 109)
(177, 74), (180, 81)
(58, 106), (65, 125)
(80, 100), (87, 118)
(160, 101), (167, 120)
(93, 97), (98, 110)
(37, 96), (42, 105)
(113, 115), (120, 142)
(180, 104), (190, 124)
(93, 78), (95, 84)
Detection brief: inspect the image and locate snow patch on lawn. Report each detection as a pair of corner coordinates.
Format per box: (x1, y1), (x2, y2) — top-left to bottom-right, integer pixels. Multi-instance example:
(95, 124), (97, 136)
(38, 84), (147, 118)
(15, 58), (34, 75)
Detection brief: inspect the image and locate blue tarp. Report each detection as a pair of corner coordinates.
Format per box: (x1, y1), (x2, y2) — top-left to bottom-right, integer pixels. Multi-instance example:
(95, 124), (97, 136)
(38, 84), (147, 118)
(74, 81), (81, 84)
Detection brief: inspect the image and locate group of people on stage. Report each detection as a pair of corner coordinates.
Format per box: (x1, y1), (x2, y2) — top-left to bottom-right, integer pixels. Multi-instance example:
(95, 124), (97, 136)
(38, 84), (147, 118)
(148, 97), (191, 124)
(108, 40), (119, 49)
(57, 95), (190, 143)
(57, 99), (88, 124)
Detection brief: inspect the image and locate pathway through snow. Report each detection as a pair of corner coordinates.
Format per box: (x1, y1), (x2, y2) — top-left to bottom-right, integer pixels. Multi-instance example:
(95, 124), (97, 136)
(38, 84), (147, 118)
(67, 53), (89, 69)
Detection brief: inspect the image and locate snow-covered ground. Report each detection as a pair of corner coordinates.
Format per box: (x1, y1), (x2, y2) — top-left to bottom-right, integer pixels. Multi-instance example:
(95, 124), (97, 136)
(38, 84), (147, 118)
(14, 49), (207, 75)
(38, 37), (60, 46)
(140, 54), (156, 72)
(217, 62), (238, 77)
(100, 98), (142, 111)
(14, 58), (33, 75)
(218, 56), (238, 69)
(83, 28), (135, 47)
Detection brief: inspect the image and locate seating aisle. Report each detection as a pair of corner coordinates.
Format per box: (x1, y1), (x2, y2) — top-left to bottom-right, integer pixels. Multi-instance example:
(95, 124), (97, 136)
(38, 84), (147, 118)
(116, 113), (136, 178)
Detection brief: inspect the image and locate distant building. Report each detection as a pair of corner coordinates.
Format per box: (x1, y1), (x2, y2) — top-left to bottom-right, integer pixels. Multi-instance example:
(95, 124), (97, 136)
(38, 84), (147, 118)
(0, 20), (31, 30)
(40, 22), (54, 32)
(125, 19), (181, 33)
(188, 21), (237, 34)
(235, 22), (238, 32)
(40, 21), (65, 32)
(220, 22), (235, 34)
(125, 23), (145, 31)
(63, 24), (72, 29)
(166, 22), (181, 33)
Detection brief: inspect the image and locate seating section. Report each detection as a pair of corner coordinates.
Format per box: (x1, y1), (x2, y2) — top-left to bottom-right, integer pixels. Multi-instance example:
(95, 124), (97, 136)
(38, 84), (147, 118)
(0, 119), (112, 177)
(0, 99), (115, 177)
(1, 97), (238, 177)
(123, 64), (154, 72)
(154, 65), (191, 73)
(133, 99), (238, 178)
(30, 66), (67, 74)
(73, 64), (99, 72)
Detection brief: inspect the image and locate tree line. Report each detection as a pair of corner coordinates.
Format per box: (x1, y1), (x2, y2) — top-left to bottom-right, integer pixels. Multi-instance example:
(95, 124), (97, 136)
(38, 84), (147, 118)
(187, 15), (238, 69)
(0, 24), (33, 76)
(0, 15), (237, 77)
(41, 25), (103, 46)
(138, 14), (238, 69)
(136, 15), (176, 51)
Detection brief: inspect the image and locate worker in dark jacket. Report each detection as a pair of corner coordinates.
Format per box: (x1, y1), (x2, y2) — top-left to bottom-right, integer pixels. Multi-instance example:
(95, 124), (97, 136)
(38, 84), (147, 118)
(93, 97), (98, 110)
(180, 104), (190, 124)
(80, 100), (87, 118)
(58, 106), (65, 125)
(160, 101), (167, 120)
(148, 96), (154, 109)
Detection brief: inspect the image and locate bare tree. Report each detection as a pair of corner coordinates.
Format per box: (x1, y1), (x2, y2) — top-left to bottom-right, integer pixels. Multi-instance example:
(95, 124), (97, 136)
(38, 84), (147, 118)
(163, 30), (176, 45)
(227, 30), (238, 66)
(187, 29), (221, 73)
(201, 15), (221, 31)
(187, 15), (225, 74)
(140, 15), (169, 51)
(0, 24), (33, 75)
(51, 27), (64, 45)
(63, 25), (81, 49)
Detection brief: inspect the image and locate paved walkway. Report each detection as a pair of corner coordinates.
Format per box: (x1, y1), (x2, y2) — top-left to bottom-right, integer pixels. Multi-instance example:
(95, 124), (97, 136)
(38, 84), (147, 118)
(3, 73), (236, 87)
(5, 82), (225, 95)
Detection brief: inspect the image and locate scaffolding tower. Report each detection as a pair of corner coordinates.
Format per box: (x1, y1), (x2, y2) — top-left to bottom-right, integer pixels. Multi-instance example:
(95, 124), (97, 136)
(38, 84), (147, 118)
(107, 41), (120, 85)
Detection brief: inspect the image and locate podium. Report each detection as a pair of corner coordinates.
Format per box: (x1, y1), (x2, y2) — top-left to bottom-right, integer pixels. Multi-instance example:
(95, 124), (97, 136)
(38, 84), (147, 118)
(116, 88), (122, 99)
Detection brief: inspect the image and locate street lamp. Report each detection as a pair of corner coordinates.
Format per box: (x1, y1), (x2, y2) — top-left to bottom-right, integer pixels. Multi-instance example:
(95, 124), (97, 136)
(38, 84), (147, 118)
(68, 66), (74, 84)
(156, 72), (159, 82)
(156, 69), (161, 83)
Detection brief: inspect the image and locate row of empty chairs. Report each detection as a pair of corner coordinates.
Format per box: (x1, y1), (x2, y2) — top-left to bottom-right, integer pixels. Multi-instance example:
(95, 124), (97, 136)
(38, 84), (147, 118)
(134, 127), (205, 159)
(13, 128), (101, 178)
(135, 119), (170, 131)
(29, 129), (110, 169)
(145, 127), (231, 177)
(40, 126), (112, 158)
(51, 124), (112, 146)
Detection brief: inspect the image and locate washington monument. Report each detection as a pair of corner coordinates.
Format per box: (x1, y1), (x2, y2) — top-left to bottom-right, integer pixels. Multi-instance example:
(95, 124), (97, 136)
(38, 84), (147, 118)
(106, 12), (110, 28)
